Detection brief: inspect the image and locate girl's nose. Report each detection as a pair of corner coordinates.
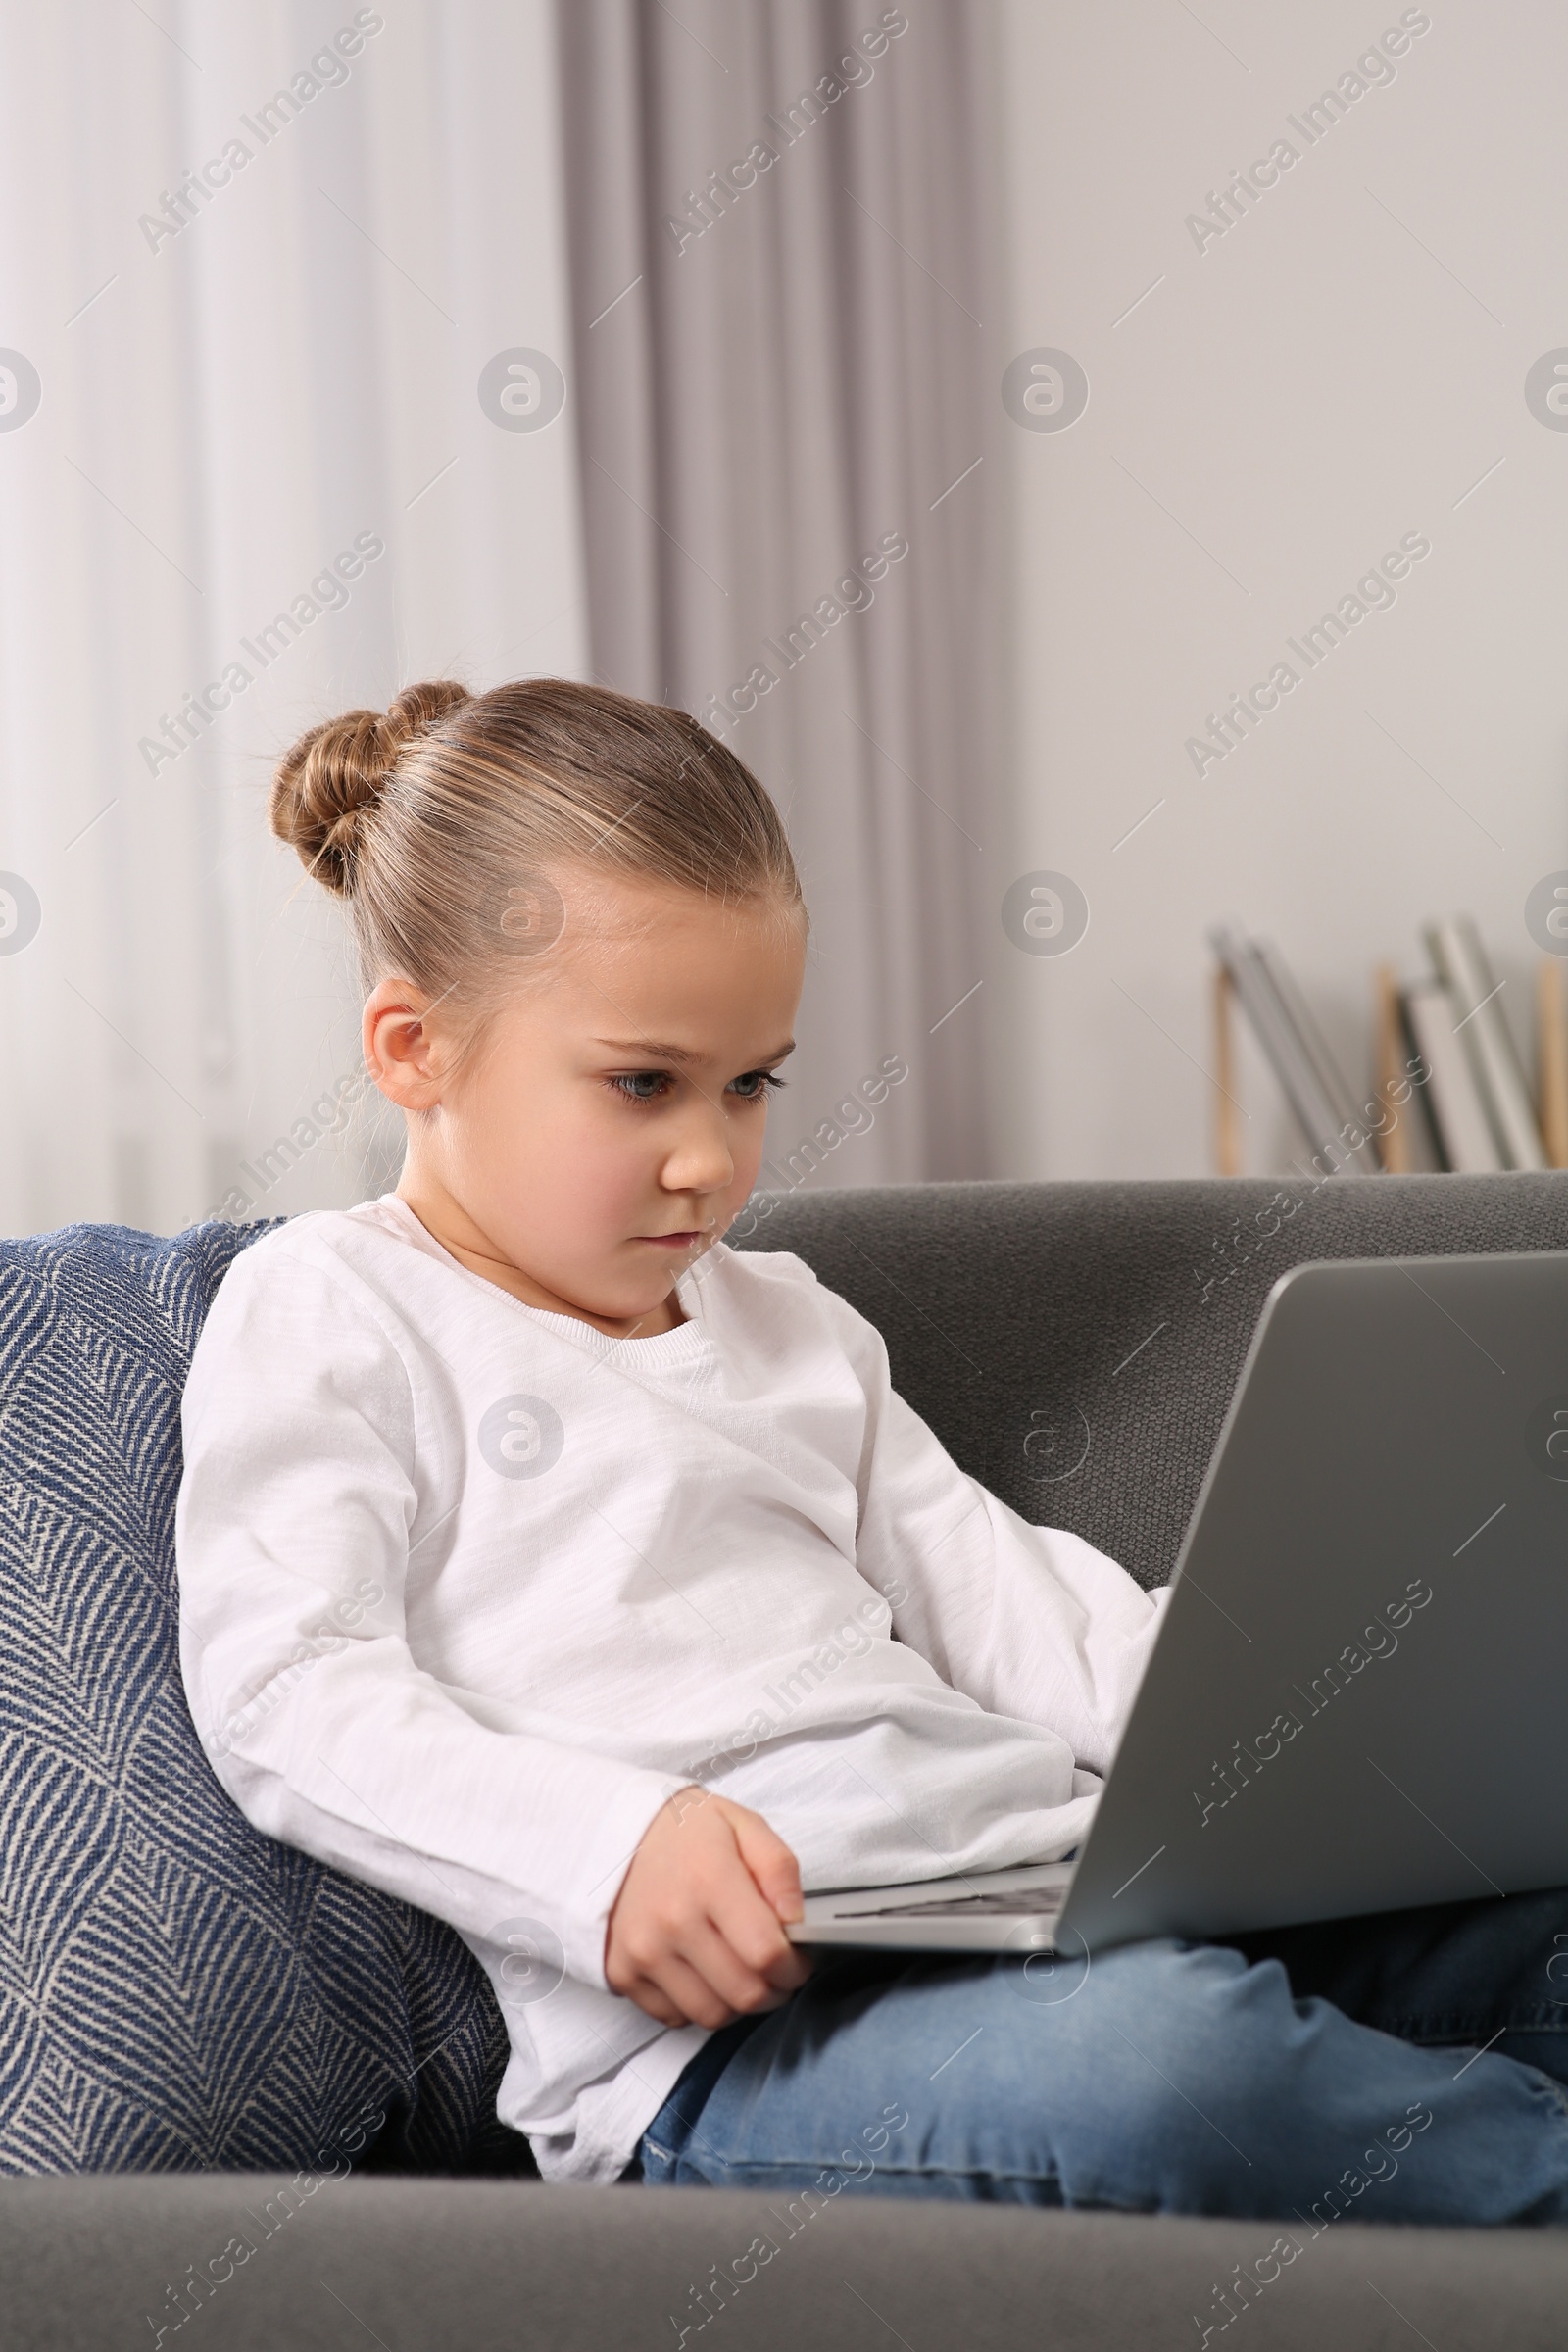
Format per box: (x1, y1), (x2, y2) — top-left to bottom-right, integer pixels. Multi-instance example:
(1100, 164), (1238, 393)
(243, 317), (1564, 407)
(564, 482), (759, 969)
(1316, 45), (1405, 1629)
(661, 1107), (735, 1196)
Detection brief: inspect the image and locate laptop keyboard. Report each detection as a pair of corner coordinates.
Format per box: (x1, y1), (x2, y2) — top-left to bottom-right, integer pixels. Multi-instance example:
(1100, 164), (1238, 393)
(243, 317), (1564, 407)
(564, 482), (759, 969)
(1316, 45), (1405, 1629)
(834, 1887), (1066, 1920)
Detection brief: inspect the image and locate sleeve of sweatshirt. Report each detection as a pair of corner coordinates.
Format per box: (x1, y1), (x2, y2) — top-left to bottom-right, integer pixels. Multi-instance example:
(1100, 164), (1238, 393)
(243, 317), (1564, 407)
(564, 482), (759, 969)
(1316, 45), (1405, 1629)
(814, 1282), (1172, 1777)
(174, 1238), (686, 1991)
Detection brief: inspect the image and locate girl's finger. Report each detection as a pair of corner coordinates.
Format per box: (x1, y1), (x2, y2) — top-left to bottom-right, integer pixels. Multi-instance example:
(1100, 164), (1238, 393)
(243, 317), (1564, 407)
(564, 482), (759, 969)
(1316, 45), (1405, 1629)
(648, 1948), (745, 2031)
(682, 1915), (795, 2016)
(726, 1808), (805, 1923)
(629, 1986), (689, 2029)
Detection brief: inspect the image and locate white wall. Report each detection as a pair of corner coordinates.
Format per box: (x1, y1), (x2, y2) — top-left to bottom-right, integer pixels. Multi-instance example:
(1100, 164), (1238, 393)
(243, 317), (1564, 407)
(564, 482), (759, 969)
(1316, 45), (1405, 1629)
(992, 0), (1568, 1180)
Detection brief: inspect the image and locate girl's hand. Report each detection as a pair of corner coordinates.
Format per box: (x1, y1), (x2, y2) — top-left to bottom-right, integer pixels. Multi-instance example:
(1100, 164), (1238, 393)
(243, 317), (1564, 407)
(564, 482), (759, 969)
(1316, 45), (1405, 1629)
(605, 1787), (814, 2028)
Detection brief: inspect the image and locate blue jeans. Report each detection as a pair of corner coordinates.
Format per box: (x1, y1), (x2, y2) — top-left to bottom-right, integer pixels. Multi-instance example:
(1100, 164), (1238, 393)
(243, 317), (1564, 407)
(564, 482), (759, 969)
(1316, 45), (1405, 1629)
(631, 1886), (1568, 2222)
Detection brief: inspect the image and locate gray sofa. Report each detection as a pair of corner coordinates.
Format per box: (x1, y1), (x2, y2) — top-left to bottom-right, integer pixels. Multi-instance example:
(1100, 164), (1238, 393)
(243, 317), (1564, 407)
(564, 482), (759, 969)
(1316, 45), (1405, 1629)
(6, 1171), (1568, 2349)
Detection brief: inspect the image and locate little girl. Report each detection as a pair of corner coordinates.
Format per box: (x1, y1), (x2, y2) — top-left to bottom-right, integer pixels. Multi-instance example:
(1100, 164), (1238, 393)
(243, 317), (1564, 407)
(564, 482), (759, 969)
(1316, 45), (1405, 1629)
(178, 679), (1568, 2220)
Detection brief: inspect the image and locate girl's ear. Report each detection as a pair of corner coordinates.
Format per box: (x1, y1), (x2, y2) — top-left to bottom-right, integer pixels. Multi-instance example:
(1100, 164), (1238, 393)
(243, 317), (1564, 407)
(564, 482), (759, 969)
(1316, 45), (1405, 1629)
(363, 976), (446, 1110)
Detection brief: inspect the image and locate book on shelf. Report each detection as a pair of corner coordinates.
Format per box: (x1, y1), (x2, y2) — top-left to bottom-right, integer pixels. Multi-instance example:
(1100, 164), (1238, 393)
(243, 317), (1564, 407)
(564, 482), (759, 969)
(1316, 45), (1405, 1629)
(1207, 924), (1379, 1175)
(1398, 977), (1505, 1173)
(1209, 912), (1567, 1179)
(1421, 915), (1548, 1171)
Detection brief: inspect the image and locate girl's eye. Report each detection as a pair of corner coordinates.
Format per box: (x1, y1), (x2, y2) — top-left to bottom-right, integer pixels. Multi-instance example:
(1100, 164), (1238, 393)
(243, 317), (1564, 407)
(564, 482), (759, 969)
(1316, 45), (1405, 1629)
(609, 1068), (784, 1106)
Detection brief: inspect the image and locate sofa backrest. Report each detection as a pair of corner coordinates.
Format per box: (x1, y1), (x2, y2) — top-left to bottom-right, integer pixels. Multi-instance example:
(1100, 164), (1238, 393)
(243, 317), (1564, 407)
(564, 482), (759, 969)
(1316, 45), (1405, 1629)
(735, 1171), (1568, 1589)
(7, 1172), (1566, 2175)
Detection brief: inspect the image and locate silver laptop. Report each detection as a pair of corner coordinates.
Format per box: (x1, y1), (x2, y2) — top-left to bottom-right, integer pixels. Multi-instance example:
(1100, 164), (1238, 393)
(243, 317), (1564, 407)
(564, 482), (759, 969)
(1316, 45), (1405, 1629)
(790, 1250), (1568, 1957)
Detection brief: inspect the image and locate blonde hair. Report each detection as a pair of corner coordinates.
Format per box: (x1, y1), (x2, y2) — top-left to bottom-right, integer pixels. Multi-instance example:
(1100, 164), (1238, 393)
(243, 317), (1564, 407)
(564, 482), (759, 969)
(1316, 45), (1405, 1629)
(269, 676), (805, 1041)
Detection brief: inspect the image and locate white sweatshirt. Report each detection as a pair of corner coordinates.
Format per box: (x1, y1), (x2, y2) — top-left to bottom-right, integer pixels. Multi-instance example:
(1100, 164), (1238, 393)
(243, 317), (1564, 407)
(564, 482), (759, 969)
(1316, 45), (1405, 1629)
(175, 1195), (1169, 2183)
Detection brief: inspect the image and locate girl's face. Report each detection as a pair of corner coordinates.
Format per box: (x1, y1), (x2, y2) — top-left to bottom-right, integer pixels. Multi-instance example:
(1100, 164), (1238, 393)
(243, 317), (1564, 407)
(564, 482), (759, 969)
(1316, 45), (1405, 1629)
(364, 869), (807, 1337)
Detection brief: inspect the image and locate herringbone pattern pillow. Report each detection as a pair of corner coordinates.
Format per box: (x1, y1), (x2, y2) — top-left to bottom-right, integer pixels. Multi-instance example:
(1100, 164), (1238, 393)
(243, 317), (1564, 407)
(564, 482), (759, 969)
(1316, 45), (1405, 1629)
(0, 1217), (523, 2177)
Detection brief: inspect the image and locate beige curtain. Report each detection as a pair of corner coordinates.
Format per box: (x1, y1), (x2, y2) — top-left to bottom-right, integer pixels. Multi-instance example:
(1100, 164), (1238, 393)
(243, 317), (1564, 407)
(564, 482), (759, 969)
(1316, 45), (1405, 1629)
(556, 1), (1002, 1185)
(0, 1), (586, 1238)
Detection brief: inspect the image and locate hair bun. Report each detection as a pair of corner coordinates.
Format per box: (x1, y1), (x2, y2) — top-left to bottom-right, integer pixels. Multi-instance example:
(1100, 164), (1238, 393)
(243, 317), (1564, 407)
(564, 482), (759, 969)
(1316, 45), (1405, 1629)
(270, 679), (472, 896)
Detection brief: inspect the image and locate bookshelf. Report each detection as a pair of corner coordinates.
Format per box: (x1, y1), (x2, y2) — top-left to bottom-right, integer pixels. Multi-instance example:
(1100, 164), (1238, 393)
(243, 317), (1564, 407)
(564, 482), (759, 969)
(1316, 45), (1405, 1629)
(1540, 961), (1568, 1167)
(1210, 931), (1568, 1178)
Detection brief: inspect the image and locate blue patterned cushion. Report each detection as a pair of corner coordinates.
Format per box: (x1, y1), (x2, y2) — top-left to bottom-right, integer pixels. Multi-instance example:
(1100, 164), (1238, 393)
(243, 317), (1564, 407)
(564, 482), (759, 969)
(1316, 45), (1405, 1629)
(0, 1217), (528, 2177)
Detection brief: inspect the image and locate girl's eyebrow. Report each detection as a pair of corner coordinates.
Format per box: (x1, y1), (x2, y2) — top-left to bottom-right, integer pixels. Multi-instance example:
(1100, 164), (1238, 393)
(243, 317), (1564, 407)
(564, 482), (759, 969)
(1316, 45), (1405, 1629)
(593, 1038), (796, 1066)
